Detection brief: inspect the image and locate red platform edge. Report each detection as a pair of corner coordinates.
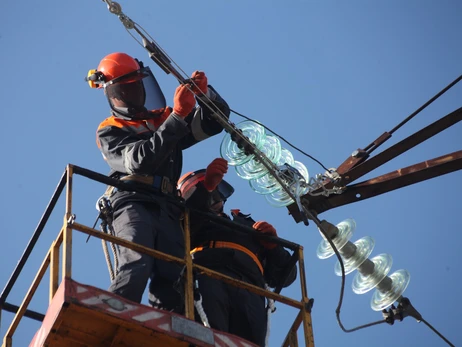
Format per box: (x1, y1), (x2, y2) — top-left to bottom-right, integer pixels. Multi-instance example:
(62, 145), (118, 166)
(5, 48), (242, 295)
(29, 278), (258, 347)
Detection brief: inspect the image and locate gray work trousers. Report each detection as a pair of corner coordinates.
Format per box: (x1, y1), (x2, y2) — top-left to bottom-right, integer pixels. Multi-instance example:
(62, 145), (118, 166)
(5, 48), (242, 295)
(108, 198), (185, 312)
(196, 270), (266, 346)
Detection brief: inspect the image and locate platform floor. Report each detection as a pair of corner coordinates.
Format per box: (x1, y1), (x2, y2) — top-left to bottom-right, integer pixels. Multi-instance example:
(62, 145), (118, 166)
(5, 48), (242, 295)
(29, 278), (257, 347)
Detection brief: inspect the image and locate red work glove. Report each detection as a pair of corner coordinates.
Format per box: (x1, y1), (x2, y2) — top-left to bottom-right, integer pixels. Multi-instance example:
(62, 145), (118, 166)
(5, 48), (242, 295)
(191, 70), (208, 95)
(173, 84), (195, 118)
(253, 221), (278, 250)
(204, 158), (228, 191)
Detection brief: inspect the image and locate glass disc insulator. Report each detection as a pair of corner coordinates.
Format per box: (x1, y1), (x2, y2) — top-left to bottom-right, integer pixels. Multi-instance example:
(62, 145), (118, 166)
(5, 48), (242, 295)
(352, 253), (393, 294)
(316, 218), (356, 259)
(249, 148), (294, 195)
(371, 269), (410, 311)
(334, 236), (375, 276)
(235, 135), (281, 180)
(220, 120), (266, 166)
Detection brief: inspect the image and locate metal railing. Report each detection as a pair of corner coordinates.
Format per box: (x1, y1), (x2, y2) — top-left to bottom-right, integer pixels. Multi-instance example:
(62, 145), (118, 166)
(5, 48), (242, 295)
(0, 164), (314, 347)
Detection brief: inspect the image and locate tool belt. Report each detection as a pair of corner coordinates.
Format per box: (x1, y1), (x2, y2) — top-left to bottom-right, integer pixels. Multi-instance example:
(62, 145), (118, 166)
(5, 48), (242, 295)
(191, 241), (264, 274)
(104, 174), (176, 197)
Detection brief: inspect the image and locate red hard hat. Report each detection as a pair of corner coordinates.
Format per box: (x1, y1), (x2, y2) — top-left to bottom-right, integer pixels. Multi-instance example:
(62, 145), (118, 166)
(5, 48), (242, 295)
(178, 170), (206, 200)
(97, 52), (140, 83)
(178, 169), (234, 201)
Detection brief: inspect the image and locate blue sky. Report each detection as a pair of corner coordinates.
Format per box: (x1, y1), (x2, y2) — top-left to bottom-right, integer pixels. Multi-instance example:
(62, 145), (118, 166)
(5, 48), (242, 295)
(1, 1), (461, 346)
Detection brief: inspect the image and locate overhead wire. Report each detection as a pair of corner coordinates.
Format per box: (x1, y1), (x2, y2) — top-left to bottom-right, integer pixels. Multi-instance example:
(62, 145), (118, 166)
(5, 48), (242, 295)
(129, 18), (333, 175)
(388, 74), (462, 136)
(109, 6), (337, 219)
(365, 73), (462, 155)
(313, 219), (387, 333)
(308, 73), (462, 337)
(421, 319), (455, 347)
(101, 1), (458, 345)
(101, 3), (312, 215)
(230, 108), (331, 172)
(314, 217), (456, 345)
(130, 21), (192, 83)
(125, 23), (305, 209)
(126, 22), (245, 131)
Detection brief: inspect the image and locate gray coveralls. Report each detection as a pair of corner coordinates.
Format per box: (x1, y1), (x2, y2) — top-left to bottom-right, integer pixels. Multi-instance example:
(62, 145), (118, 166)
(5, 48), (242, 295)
(96, 86), (230, 311)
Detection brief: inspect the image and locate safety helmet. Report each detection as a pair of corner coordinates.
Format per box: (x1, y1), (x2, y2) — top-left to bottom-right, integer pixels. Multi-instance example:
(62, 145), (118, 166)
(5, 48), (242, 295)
(178, 169), (235, 202)
(86, 52), (166, 119)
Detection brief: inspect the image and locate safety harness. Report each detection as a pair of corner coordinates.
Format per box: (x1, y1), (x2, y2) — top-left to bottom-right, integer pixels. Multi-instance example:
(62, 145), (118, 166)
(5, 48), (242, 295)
(96, 178), (275, 346)
(102, 173), (176, 197)
(190, 241), (264, 274)
(119, 174), (176, 194)
(189, 240), (275, 347)
(95, 194), (119, 281)
(96, 173), (176, 281)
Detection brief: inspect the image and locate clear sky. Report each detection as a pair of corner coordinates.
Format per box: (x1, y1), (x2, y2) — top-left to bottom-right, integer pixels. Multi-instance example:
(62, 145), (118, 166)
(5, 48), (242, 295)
(1, 1), (461, 346)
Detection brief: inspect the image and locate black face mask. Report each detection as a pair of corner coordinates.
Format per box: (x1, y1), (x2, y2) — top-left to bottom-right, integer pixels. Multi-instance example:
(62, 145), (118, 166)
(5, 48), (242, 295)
(208, 189), (224, 206)
(216, 180), (234, 200)
(209, 196), (226, 215)
(208, 179), (234, 213)
(106, 80), (146, 108)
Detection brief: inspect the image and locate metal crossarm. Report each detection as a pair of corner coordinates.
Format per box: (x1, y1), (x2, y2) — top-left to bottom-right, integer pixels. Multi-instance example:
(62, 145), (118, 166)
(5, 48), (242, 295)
(288, 106), (462, 220)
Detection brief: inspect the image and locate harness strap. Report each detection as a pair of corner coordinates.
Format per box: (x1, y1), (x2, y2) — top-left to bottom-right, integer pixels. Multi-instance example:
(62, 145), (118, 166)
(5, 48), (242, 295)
(102, 174), (175, 197)
(191, 241), (264, 274)
(120, 174), (175, 194)
(104, 185), (116, 197)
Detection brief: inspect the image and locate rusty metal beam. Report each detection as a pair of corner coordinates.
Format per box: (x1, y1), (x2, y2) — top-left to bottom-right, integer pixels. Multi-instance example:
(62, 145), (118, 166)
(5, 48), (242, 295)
(336, 151), (462, 206)
(341, 107), (462, 186)
(288, 107), (462, 221)
(290, 151), (462, 218)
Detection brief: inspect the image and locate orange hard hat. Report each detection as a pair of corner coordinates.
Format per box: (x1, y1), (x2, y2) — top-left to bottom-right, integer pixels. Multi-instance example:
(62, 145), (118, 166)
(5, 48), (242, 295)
(97, 52), (140, 83)
(87, 52), (167, 119)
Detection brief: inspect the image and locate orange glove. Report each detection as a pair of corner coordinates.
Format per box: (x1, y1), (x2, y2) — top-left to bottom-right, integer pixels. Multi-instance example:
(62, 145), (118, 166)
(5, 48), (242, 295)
(173, 84), (195, 118)
(204, 158), (228, 191)
(191, 70), (208, 95)
(253, 221), (278, 250)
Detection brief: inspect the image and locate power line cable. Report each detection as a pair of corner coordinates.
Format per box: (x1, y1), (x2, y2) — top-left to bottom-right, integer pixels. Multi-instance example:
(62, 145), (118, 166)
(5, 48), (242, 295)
(421, 318), (455, 347)
(230, 109), (331, 172)
(365, 74), (462, 155)
(314, 221), (386, 333)
(315, 221), (456, 345)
